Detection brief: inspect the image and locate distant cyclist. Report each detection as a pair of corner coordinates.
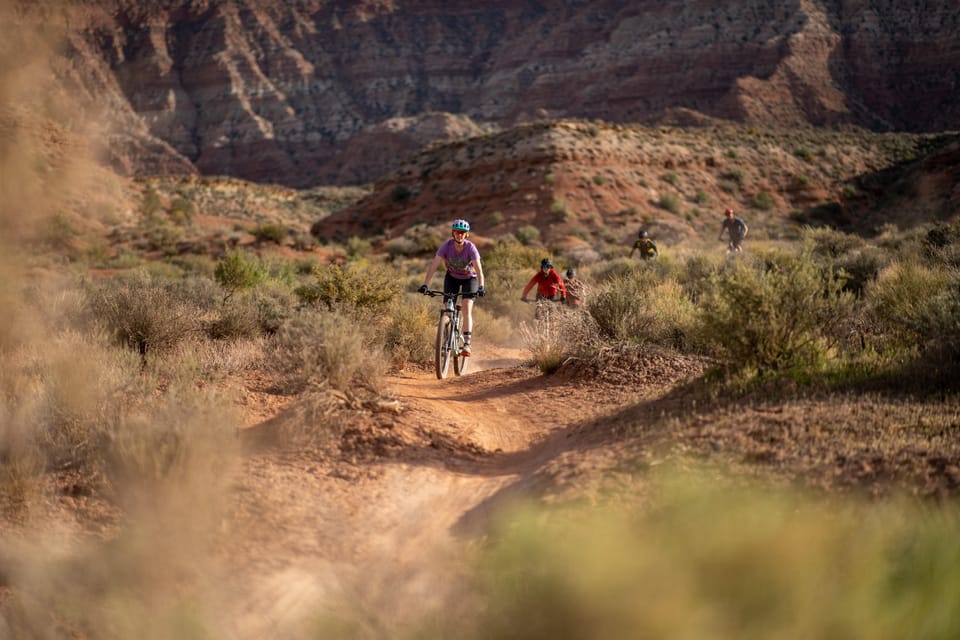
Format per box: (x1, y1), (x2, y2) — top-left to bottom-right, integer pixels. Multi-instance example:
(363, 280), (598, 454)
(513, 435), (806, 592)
(630, 229), (658, 260)
(419, 219), (485, 356)
(718, 207), (748, 253)
(563, 268), (586, 308)
(521, 258), (566, 303)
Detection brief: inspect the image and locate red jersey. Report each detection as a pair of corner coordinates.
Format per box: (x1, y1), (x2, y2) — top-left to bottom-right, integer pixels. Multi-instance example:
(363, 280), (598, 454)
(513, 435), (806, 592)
(522, 268), (567, 299)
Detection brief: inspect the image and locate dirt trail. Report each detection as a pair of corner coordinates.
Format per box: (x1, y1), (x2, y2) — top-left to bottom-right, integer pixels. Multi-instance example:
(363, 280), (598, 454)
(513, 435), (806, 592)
(224, 346), (614, 636)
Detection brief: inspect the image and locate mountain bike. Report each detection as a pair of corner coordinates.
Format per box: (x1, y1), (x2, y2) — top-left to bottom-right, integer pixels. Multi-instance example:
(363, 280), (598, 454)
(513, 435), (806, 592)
(521, 295), (563, 339)
(423, 289), (476, 379)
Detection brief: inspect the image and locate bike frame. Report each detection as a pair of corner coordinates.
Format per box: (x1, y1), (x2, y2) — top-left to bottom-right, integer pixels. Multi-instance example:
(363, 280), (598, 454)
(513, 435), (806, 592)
(523, 295), (563, 338)
(424, 289), (476, 379)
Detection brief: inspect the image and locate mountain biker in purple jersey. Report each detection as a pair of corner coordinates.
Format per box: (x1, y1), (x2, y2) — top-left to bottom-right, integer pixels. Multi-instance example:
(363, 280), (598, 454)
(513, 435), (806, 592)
(419, 219), (485, 356)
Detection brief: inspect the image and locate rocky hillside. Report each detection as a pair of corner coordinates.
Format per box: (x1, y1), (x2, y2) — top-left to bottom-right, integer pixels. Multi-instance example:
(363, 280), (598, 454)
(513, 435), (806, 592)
(12, 0), (960, 187)
(311, 120), (959, 247)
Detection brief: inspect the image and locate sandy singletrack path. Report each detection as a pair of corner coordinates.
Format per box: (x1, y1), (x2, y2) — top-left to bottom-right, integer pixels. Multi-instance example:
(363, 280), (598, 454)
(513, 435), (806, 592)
(223, 346), (627, 637)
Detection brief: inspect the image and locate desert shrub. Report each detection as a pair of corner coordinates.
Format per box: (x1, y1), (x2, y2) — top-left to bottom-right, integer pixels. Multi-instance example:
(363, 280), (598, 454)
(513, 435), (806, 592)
(483, 238), (543, 273)
(863, 259), (953, 353)
(168, 196), (195, 225)
(699, 251), (857, 372)
(140, 220), (183, 255)
(251, 222), (287, 244)
(295, 262), (397, 314)
(271, 309), (384, 395)
(522, 305), (603, 373)
(911, 273), (960, 380)
(104, 389), (238, 494)
(657, 193), (681, 213)
(469, 483), (960, 640)
(802, 226), (865, 259)
(515, 225), (541, 245)
(386, 236), (419, 259)
(563, 244), (600, 267)
(587, 274), (658, 341)
(86, 270), (205, 359)
(751, 191), (775, 211)
(139, 186), (163, 220)
(831, 247), (888, 297)
(207, 297), (261, 340)
(922, 221), (960, 268)
(2, 327), (141, 509)
(588, 275), (695, 349)
(675, 253), (723, 304)
(214, 250), (268, 299)
(489, 210), (505, 225)
(550, 198), (569, 220)
(723, 168), (746, 185)
(381, 296), (435, 369)
(346, 235), (373, 260)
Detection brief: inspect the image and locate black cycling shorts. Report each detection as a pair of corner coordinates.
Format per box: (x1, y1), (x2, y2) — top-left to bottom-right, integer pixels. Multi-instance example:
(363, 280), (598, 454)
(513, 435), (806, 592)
(444, 273), (478, 296)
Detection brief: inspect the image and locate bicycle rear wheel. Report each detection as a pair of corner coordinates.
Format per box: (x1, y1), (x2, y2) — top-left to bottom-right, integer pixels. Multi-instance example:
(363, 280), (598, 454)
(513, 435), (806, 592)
(435, 312), (452, 379)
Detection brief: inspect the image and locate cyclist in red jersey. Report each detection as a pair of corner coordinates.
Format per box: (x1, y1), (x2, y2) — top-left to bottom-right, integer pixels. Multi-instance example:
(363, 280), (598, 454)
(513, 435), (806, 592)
(521, 258), (567, 303)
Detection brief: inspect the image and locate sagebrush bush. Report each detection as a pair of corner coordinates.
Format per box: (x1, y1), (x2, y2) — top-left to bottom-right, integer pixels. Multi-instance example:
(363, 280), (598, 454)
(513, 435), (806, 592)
(802, 225), (865, 259)
(86, 270), (205, 359)
(922, 221), (960, 268)
(699, 250), (857, 372)
(381, 295), (435, 368)
(863, 259), (953, 352)
(271, 310), (385, 395)
(251, 222), (287, 244)
(587, 275), (695, 350)
(587, 274), (660, 343)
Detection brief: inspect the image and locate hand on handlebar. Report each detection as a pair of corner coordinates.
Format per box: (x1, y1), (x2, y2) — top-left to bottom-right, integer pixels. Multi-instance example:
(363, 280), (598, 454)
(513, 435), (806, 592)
(418, 284), (428, 294)
(477, 286), (485, 297)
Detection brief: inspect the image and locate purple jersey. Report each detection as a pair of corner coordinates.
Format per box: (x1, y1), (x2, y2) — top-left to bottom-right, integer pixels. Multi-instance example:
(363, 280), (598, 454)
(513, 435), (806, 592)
(436, 239), (480, 279)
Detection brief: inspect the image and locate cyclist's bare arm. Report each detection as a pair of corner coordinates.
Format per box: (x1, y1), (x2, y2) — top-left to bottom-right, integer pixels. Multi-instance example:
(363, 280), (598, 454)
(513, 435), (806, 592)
(422, 254), (443, 286)
(474, 258), (485, 289)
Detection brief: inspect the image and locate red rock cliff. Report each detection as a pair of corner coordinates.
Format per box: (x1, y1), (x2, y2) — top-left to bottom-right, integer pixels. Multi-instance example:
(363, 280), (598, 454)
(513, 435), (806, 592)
(16, 0), (960, 186)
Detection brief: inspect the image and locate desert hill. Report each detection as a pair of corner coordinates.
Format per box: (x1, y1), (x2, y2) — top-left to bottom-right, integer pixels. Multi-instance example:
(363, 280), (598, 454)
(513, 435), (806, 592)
(311, 119), (960, 246)
(10, 0), (960, 186)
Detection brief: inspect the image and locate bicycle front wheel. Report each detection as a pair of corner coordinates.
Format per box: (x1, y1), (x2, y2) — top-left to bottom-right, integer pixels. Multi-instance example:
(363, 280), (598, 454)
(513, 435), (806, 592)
(435, 312), (452, 379)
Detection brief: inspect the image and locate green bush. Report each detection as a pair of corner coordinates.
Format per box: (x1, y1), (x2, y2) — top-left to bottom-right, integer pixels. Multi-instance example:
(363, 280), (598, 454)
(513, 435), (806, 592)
(863, 259), (953, 353)
(657, 193), (681, 213)
(751, 191), (775, 211)
(214, 250), (268, 299)
(381, 296), (435, 368)
(251, 222), (287, 244)
(515, 225), (541, 245)
(469, 483), (960, 640)
(699, 251), (856, 372)
(295, 262), (397, 314)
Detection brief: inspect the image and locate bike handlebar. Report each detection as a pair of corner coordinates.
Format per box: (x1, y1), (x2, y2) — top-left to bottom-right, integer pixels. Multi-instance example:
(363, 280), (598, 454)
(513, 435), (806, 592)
(422, 289), (478, 300)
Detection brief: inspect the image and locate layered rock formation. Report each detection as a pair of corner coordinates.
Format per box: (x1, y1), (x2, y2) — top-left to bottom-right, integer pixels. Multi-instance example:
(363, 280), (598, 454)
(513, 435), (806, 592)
(12, 0), (960, 186)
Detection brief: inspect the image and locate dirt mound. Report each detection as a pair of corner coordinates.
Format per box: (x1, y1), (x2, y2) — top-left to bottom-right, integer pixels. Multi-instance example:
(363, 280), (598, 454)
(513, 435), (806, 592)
(552, 344), (710, 389)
